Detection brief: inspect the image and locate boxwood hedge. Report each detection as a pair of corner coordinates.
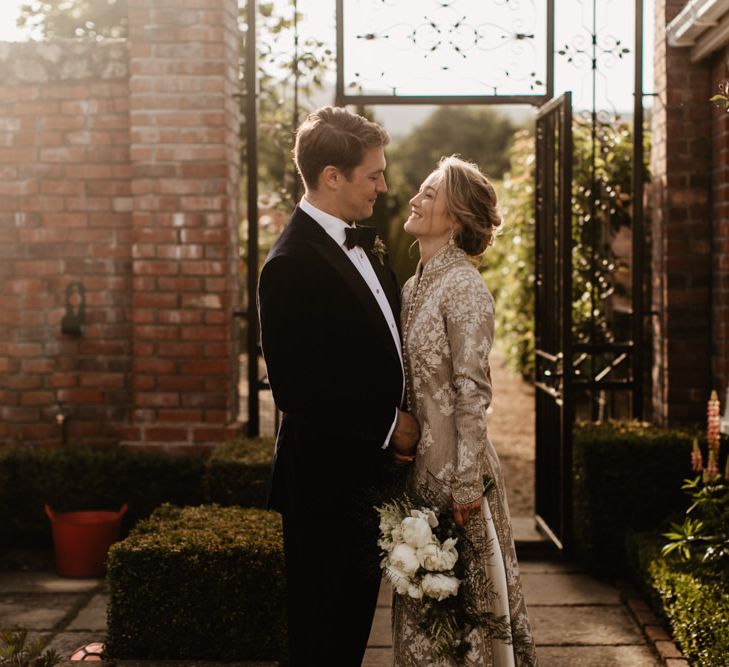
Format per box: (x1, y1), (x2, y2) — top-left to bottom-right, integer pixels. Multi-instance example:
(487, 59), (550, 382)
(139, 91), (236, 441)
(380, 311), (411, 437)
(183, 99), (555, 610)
(105, 504), (287, 664)
(572, 421), (695, 574)
(0, 446), (206, 548)
(627, 531), (729, 666)
(202, 437), (274, 508)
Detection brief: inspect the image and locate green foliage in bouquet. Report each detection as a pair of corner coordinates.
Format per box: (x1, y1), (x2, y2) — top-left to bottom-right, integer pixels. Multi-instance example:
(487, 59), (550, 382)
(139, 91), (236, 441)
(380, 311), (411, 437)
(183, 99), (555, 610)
(106, 504), (287, 663)
(0, 630), (61, 667)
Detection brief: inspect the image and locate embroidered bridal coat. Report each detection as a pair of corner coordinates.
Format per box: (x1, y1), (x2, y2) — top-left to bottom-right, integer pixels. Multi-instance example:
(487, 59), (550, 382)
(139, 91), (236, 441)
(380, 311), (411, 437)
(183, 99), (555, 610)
(393, 243), (538, 666)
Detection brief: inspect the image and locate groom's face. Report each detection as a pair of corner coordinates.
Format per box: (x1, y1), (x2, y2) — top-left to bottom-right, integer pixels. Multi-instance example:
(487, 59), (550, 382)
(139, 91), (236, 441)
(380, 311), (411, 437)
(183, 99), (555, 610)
(336, 147), (388, 222)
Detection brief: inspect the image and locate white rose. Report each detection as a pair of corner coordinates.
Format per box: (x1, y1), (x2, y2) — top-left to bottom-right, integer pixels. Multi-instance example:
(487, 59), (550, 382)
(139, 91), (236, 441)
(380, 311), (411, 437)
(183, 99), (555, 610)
(440, 538), (459, 570)
(417, 541), (458, 572)
(401, 516), (433, 548)
(390, 543), (420, 576)
(411, 508), (439, 529)
(386, 565), (410, 595)
(407, 582), (424, 600)
(421, 573), (460, 601)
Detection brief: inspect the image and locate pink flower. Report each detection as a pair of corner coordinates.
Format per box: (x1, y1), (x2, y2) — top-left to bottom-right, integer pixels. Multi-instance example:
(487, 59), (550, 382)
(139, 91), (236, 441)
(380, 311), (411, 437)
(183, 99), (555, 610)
(703, 450), (720, 483)
(691, 438), (703, 473)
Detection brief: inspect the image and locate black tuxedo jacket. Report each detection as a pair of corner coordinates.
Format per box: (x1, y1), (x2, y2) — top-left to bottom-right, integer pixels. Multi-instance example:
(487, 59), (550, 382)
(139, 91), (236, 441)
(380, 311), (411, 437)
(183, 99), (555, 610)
(258, 206), (404, 515)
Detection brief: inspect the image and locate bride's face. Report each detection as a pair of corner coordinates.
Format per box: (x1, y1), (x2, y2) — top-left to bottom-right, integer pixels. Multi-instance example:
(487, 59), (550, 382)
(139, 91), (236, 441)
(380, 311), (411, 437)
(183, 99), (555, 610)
(404, 171), (454, 243)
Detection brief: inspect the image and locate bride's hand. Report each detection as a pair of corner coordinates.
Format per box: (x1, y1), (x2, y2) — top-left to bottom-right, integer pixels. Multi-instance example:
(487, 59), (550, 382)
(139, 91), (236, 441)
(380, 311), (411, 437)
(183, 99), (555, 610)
(452, 496), (482, 527)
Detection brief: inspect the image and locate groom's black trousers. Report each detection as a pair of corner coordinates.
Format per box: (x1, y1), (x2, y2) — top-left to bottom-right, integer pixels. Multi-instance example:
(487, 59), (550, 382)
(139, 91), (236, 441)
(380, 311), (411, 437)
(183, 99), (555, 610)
(280, 500), (382, 666)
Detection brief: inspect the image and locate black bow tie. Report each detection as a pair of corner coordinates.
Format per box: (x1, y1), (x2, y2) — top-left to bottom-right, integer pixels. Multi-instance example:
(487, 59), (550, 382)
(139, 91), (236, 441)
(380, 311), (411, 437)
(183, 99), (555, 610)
(344, 225), (377, 251)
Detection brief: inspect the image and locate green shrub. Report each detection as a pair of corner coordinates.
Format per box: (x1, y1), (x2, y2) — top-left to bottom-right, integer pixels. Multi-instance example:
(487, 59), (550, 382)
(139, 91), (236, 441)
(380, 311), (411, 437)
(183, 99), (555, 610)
(106, 504), (287, 664)
(0, 446), (205, 548)
(627, 531), (729, 666)
(203, 437), (274, 508)
(572, 421), (694, 574)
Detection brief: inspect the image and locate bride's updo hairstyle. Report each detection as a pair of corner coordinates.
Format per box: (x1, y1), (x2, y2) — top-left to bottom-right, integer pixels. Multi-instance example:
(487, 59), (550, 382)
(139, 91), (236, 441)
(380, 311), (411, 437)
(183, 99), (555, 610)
(437, 155), (502, 256)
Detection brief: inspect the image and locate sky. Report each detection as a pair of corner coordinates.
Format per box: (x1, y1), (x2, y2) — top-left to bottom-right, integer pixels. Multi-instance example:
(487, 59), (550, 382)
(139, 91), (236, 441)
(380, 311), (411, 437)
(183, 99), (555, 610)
(0, 0), (654, 114)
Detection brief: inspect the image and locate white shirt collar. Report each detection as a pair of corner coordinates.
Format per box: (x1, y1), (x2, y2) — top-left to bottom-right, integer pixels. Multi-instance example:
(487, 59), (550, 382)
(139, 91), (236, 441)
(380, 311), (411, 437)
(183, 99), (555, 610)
(299, 196), (351, 248)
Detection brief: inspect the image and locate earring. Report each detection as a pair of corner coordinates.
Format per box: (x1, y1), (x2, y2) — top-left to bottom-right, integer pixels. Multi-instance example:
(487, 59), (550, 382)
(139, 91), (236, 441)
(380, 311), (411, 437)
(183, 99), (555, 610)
(448, 229), (456, 246)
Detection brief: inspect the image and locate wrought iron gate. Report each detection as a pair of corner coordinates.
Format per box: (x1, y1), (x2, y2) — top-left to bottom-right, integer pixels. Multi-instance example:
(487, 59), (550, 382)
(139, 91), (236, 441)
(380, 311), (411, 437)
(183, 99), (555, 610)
(534, 92), (573, 552)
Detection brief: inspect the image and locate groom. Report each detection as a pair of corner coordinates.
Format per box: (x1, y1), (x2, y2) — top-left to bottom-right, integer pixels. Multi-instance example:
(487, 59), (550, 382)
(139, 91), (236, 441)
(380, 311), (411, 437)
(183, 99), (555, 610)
(258, 106), (419, 665)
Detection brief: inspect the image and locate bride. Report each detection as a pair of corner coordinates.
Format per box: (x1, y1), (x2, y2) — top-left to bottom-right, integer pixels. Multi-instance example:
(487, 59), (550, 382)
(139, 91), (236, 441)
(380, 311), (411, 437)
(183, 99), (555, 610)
(393, 156), (538, 666)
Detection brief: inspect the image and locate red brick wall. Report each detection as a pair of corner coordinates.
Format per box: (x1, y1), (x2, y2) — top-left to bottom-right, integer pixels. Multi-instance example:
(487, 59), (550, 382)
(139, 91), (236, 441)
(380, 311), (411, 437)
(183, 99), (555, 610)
(651, 0), (713, 424)
(0, 0), (241, 449)
(0, 41), (133, 446)
(712, 50), (729, 404)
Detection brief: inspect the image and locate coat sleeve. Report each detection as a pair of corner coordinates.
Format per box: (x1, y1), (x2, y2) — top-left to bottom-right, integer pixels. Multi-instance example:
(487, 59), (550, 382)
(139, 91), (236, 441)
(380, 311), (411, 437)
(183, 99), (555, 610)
(442, 268), (495, 504)
(257, 254), (312, 415)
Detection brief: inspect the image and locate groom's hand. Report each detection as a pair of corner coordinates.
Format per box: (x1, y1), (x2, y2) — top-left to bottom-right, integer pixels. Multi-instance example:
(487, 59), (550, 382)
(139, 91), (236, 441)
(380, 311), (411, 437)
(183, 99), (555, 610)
(390, 409), (419, 465)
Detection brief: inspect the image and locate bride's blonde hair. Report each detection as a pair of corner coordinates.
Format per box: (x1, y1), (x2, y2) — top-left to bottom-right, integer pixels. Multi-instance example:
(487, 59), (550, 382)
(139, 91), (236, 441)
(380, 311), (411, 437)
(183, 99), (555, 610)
(437, 155), (502, 256)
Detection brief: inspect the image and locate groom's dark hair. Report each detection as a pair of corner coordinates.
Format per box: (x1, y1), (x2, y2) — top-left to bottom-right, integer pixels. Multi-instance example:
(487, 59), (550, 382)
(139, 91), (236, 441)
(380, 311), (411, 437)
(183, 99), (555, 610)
(294, 106), (390, 190)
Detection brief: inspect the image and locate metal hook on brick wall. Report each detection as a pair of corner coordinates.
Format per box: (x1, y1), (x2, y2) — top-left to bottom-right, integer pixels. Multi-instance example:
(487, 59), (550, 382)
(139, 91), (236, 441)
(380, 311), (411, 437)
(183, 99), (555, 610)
(61, 281), (86, 336)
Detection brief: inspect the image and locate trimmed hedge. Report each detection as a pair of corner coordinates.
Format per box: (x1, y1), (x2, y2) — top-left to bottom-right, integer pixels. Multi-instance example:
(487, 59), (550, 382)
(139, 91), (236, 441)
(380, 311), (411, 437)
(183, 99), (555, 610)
(106, 504), (287, 664)
(572, 421), (694, 574)
(0, 438), (277, 550)
(627, 532), (729, 666)
(0, 446), (206, 549)
(203, 437), (274, 508)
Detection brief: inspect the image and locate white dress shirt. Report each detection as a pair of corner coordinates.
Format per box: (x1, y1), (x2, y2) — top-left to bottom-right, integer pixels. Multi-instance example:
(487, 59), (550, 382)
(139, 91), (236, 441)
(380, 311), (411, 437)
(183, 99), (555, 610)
(300, 196), (404, 448)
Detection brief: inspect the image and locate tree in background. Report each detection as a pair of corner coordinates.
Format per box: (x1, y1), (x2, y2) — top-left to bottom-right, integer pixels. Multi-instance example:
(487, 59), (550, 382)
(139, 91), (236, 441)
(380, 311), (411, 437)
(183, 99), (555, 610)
(483, 120), (647, 380)
(18, 0), (128, 39)
(385, 106), (519, 284)
(394, 106), (517, 194)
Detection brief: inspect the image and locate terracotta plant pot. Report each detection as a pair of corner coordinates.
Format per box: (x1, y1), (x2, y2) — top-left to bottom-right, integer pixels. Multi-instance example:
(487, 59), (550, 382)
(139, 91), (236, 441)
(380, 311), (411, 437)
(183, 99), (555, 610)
(45, 504), (128, 578)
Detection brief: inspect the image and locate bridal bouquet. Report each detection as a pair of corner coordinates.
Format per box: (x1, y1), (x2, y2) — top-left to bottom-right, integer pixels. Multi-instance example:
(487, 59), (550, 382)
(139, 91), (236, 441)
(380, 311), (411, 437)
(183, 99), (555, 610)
(375, 475), (518, 660)
(376, 484), (511, 659)
(377, 501), (461, 603)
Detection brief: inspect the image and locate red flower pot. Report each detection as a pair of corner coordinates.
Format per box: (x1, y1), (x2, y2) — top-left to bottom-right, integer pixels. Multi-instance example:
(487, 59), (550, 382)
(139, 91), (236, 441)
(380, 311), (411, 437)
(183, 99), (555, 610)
(45, 504), (128, 578)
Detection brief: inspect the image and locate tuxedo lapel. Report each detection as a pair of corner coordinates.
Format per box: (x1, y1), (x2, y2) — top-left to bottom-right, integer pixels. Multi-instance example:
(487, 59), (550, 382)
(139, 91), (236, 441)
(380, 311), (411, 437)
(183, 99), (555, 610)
(290, 208), (400, 363)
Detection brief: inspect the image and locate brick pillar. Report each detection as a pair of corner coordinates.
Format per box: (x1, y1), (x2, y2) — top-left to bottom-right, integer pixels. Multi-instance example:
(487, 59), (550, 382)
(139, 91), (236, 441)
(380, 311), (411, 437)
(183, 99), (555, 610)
(651, 0), (713, 424)
(712, 52), (729, 402)
(125, 0), (241, 449)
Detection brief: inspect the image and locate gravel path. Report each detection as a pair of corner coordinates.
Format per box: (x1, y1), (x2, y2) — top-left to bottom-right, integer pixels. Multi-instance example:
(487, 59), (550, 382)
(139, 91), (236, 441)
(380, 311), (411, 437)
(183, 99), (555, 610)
(488, 345), (535, 518)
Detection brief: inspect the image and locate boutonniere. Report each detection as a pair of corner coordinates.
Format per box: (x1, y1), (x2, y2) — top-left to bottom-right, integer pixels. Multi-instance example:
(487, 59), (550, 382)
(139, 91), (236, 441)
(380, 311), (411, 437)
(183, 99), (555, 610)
(371, 235), (388, 266)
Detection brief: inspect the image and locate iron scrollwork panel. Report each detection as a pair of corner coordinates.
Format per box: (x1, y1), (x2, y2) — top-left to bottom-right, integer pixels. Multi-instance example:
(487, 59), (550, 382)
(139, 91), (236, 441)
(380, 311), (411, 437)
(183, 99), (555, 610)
(337, 0), (551, 103)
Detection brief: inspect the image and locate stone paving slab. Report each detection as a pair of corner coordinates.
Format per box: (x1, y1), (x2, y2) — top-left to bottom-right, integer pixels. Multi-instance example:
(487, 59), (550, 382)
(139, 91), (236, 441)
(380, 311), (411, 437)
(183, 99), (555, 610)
(0, 572), (101, 595)
(47, 631), (106, 661)
(519, 559), (585, 574)
(522, 573), (619, 605)
(0, 593), (82, 630)
(536, 645), (660, 666)
(530, 605), (646, 646)
(67, 592), (108, 631)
